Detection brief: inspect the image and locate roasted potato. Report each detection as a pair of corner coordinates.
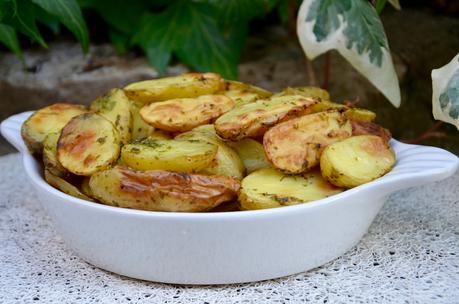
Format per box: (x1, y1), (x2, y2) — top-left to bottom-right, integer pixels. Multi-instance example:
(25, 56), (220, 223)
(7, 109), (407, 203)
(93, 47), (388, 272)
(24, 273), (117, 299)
(351, 120), (391, 142)
(263, 111), (352, 174)
(124, 73), (224, 103)
(57, 113), (120, 176)
(320, 135), (396, 188)
(45, 170), (93, 201)
(43, 132), (67, 177)
(175, 125), (245, 179)
(121, 138), (217, 173)
(21, 103), (87, 153)
(227, 138), (271, 174)
(90, 88), (133, 144)
(89, 166), (241, 212)
(130, 101), (156, 141)
(239, 168), (342, 210)
(223, 80), (272, 98)
(222, 90), (261, 106)
(277, 86), (330, 101)
(345, 107), (376, 122)
(215, 95), (319, 140)
(80, 177), (95, 199)
(140, 95), (235, 132)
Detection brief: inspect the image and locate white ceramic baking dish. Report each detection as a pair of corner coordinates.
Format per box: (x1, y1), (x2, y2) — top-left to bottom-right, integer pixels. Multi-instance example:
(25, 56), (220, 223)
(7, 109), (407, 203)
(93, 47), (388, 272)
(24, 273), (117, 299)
(2, 111), (458, 285)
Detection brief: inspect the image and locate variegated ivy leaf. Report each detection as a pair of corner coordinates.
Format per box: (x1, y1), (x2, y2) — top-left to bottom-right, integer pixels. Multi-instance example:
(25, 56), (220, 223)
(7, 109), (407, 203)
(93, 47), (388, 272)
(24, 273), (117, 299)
(432, 53), (459, 130)
(297, 0), (401, 107)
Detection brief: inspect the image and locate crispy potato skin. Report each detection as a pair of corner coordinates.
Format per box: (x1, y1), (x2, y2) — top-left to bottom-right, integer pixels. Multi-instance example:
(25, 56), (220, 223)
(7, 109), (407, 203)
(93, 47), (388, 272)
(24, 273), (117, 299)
(175, 125), (245, 179)
(121, 138), (217, 173)
(124, 73), (224, 103)
(263, 111), (352, 174)
(89, 166), (241, 212)
(320, 135), (396, 188)
(140, 95), (235, 132)
(351, 120), (391, 142)
(239, 168), (342, 210)
(215, 95), (319, 140)
(57, 113), (120, 176)
(44, 170), (93, 201)
(226, 138), (271, 174)
(21, 103), (87, 154)
(90, 88), (133, 144)
(43, 132), (68, 177)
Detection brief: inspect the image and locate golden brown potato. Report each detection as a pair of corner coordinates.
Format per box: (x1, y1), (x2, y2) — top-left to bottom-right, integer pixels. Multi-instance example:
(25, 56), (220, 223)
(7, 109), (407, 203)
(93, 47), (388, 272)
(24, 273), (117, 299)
(140, 95), (235, 132)
(351, 120), (391, 142)
(43, 132), (68, 177)
(121, 138), (217, 173)
(130, 101), (156, 141)
(45, 170), (93, 201)
(263, 111), (352, 174)
(223, 80), (272, 98)
(239, 168), (342, 210)
(57, 113), (120, 176)
(175, 125), (245, 179)
(80, 177), (95, 199)
(320, 135), (396, 188)
(215, 95), (319, 140)
(222, 90), (261, 106)
(277, 86), (330, 101)
(90, 88), (133, 144)
(345, 107), (376, 122)
(21, 103), (87, 153)
(124, 73), (224, 103)
(226, 138), (271, 174)
(89, 166), (241, 212)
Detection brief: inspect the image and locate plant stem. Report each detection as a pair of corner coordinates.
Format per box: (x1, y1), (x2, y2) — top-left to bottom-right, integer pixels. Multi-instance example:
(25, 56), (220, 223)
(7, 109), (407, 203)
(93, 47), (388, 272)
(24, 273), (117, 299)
(322, 52), (331, 90)
(306, 57), (318, 86)
(405, 121), (445, 144)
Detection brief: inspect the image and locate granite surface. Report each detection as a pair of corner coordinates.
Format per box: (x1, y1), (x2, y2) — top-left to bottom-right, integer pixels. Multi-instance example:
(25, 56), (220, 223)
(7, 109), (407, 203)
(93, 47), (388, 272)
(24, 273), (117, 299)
(0, 153), (458, 304)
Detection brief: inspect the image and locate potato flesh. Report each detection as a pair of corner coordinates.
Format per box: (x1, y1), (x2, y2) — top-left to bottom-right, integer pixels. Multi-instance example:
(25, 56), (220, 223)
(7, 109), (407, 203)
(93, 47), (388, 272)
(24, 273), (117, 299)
(175, 125), (245, 180)
(45, 170), (93, 201)
(43, 132), (68, 177)
(140, 94), (235, 132)
(227, 138), (271, 174)
(89, 166), (241, 212)
(57, 113), (120, 176)
(345, 107), (376, 122)
(223, 80), (272, 98)
(215, 95), (319, 140)
(121, 138), (217, 173)
(278, 86), (330, 101)
(130, 102), (157, 141)
(21, 103), (87, 153)
(222, 90), (261, 106)
(263, 111), (352, 174)
(239, 168), (342, 210)
(90, 88), (133, 144)
(320, 135), (396, 188)
(124, 73), (224, 103)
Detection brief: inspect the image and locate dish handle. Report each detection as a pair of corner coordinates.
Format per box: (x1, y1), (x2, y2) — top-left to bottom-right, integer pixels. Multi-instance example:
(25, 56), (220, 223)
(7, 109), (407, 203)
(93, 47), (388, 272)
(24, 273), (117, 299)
(1, 111), (33, 153)
(375, 140), (459, 194)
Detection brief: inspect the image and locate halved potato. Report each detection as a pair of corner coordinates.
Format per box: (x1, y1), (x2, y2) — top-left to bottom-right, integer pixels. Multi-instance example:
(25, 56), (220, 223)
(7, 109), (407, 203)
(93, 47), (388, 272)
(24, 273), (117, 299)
(124, 73), (224, 103)
(21, 103), (87, 153)
(57, 113), (120, 176)
(345, 107), (376, 122)
(320, 135), (396, 188)
(80, 177), (95, 199)
(175, 125), (245, 179)
(227, 138), (271, 174)
(239, 168), (342, 210)
(130, 102), (156, 141)
(263, 111), (352, 174)
(89, 166), (241, 212)
(222, 90), (261, 106)
(43, 132), (67, 177)
(215, 95), (319, 140)
(90, 88), (133, 144)
(277, 86), (330, 101)
(121, 138), (217, 173)
(223, 80), (272, 98)
(140, 95), (235, 132)
(351, 120), (391, 142)
(45, 170), (93, 201)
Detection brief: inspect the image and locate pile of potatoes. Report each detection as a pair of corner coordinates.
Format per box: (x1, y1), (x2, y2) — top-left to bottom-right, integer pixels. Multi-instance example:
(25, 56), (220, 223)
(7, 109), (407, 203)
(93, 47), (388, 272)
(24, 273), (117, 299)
(21, 73), (396, 212)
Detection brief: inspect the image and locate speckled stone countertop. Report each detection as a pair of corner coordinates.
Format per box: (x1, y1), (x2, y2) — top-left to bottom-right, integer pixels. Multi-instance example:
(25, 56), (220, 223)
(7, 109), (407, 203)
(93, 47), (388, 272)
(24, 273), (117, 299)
(0, 153), (458, 304)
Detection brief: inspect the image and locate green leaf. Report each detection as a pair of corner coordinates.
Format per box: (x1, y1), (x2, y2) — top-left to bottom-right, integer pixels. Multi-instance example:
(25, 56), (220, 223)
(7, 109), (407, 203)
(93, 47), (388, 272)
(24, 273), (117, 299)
(35, 5), (60, 34)
(32, 0), (89, 52)
(298, 0), (401, 107)
(0, 23), (22, 57)
(375, 0), (387, 14)
(432, 53), (459, 129)
(109, 30), (129, 55)
(388, 0), (401, 10)
(210, 0), (279, 25)
(8, 0), (47, 48)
